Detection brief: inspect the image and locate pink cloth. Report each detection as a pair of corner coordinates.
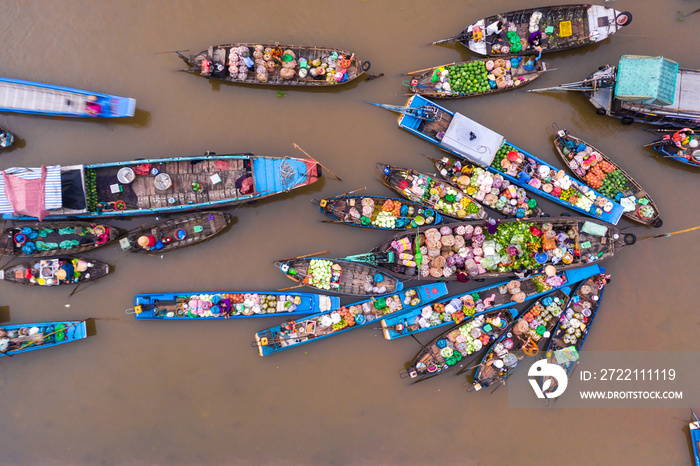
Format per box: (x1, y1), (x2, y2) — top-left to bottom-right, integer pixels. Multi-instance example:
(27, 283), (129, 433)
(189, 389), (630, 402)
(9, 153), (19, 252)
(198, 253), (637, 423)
(2, 165), (49, 220)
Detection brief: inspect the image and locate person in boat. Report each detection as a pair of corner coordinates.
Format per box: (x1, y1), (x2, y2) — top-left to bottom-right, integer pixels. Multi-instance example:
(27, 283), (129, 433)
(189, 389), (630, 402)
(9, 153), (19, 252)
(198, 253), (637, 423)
(664, 128), (694, 148)
(527, 31), (544, 51)
(485, 17), (506, 39)
(235, 173), (254, 195)
(85, 96), (103, 116)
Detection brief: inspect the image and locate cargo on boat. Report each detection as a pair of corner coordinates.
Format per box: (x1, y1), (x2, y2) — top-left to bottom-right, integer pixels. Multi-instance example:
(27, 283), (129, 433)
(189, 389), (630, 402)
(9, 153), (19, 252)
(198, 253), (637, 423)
(0, 320), (87, 357)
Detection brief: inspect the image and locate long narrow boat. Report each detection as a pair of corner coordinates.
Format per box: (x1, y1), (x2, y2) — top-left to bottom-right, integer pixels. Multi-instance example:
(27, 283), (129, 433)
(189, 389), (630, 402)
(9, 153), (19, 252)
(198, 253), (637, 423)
(0, 76), (135, 118)
(382, 264), (602, 341)
(529, 55), (700, 129)
(404, 56), (549, 99)
(0, 126), (15, 149)
(132, 290), (340, 320)
(0, 221), (122, 257)
(427, 155), (544, 218)
(553, 128), (662, 227)
(650, 130), (700, 168)
(122, 211), (232, 254)
(360, 218), (632, 282)
(276, 257), (402, 296)
(0, 153), (322, 220)
(254, 283), (448, 356)
(433, 4), (631, 56)
(472, 288), (572, 390)
(369, 94), (625, 224)
(0, 320), (86, 357)
(405, 308), (518, 381)
(315, 194), (443, 230)
(690, 410), (700, 466)
(379, 164), (489, 220)
(0, 257), (110, 286)
(539, 270), (610, 397)
(182, 43), (369, 87)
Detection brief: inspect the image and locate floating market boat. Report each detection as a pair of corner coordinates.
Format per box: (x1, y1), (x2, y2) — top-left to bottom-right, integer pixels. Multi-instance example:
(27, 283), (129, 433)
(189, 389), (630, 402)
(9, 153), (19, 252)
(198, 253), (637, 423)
(369, 94), (625, 224)
(378, 164), (489, 221)
(0, 221), (121, 257)
(131, 290), (340, 320)
(0, 76), (135, 118)
(0, 153), (322, 220)
(433, 4), (631, 56)
(405, 308), (517, 381)
(0, 320), (86, 357)
(650, 129), (700, 168)
(553, 128), (662, 227)
(315, 194), (443, 230)
(383, 264), (602, 341)
(254, 283), (448, 356)
(528, 55), (700, 129)
(539, 271), (610, 397)
(472, 288), (572, 391)
(428, 155), (544, 218)
(690, 410), (700, 466)
(404, 56), (549, 98)
(361, 218), (632, 282)
(182, 43), (370, 87)
(121, 211), (232, 254)
(276, 257), (402, 296)
(0, 257), (110, 286)
(0, 126), (15, 149)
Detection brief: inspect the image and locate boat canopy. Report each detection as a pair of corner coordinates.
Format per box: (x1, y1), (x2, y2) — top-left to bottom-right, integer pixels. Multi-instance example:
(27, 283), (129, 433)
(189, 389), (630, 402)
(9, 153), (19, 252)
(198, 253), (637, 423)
(442, 113), (502, 166)
(614, 55), (679, 106)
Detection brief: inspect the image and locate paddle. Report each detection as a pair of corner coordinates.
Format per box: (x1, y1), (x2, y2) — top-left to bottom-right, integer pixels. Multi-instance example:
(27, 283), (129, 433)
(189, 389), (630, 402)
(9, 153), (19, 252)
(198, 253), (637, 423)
(679, 7), (700, 21)
(293, 143), (342, 181)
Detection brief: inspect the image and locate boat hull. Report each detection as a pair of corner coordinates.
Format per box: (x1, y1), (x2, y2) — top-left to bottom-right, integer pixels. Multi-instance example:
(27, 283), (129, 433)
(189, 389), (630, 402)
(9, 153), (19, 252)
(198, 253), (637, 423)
(0, 320), (86, 357)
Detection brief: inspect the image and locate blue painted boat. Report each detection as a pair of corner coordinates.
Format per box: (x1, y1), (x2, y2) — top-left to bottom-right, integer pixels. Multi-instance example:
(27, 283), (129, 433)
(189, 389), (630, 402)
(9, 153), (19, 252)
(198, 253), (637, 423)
(0, 153), (322, 220)
(472, 287), (573, 391)
(132, 291), (340, 320)
(405, 308), (518, 381)
(0, 320), (86, 357)
(276, 257), (403, 296)
(381, 264), (603, 340)
(370, 94), (625, 224)
(690, 410), (700, 465)
(539, 269), (610, 397)
(254, 283), (449, 356)
(651, 131), (700, 168)
(316, 194), (444, 230)
(0, 76), (135, 118)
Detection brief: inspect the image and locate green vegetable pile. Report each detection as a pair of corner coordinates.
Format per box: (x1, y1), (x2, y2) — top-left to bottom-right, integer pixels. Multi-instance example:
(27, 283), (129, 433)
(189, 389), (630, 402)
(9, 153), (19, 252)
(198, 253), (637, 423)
(85, 169), (99, 212)
(485, 221), (542, 273)
(598, 168), (629, 199)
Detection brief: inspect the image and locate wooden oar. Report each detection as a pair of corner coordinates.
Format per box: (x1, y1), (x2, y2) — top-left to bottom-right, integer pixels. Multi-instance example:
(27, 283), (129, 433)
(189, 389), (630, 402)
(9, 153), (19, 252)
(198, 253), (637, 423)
(275, 283), (307, 292)
(406, 63), (456, 76)
(276, 250), (329, 263)
(679, 7), (700, 21)
(17, 321), (83, 350)
(154, 49), (190, 55)
(639, 224), (700, 242)
(293, 143), (342, 181)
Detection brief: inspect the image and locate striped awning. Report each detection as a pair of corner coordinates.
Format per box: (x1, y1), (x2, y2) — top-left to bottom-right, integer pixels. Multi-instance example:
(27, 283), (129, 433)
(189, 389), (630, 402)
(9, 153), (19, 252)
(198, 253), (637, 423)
(0, 165), (63, 215)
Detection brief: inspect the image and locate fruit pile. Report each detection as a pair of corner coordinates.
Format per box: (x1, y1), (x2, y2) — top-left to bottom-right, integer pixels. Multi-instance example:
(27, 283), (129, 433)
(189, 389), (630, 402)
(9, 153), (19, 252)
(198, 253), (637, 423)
(446, 61), (490, 95)
(85, 170), (99, 211)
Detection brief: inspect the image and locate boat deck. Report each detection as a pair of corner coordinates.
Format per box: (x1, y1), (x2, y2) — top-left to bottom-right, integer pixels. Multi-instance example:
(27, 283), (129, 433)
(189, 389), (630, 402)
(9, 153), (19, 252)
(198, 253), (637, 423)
(0, 81), (88, 115)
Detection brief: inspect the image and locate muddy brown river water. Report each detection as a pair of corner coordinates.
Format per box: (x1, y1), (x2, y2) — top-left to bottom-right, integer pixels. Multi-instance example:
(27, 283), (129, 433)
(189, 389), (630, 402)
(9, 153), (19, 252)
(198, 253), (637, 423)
(0, 1), (699, 464)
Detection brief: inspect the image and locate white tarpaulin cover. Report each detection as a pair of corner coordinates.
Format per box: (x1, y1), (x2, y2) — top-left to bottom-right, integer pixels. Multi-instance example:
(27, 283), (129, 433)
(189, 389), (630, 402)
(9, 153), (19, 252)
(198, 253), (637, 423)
(441, 113), (503, 167)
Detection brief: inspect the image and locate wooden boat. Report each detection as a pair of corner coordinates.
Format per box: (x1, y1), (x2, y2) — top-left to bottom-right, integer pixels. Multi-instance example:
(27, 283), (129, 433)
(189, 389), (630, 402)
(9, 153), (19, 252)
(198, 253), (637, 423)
(539, 271), (610, 397)
(404, 56), (549, 99)
(254, 283), (448, 357)
(0, 126), (15, 149)
(276, 257), (402, 296)
(315, 194), (443, 231)
(529, 55), (700, 129)
(427, 155), (544, 218)
(690, 410), (700, 466)
(0, 153), (322, 220)
(369, 94), (625, 224)
(405, 308), (517, 381)
(472, 288), (572, 391)
(182, 43), (370, 87)
(378, 163), (489, 221)
(0, 221), (122, 257)
(0, 76), (135, 118)
(650, 130), (700, 168)
(131, 290), (340, 320)
(122, 211), (232, 254)
(358, 218), (634, 282)
(0, 257), (110, 286)
(553, 128), (662, 227)
(0, 320), (86, 357)
(384, 264), (602, 341)
(433, 4), (631, 56)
